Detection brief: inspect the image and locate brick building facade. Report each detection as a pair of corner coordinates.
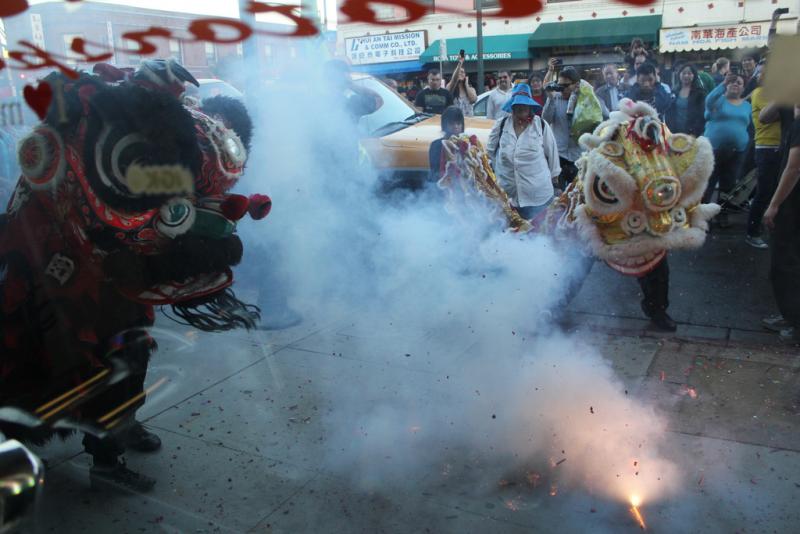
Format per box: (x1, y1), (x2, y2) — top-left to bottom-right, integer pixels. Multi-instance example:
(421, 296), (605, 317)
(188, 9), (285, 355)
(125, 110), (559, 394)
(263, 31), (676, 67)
(1, 1), (300, 93)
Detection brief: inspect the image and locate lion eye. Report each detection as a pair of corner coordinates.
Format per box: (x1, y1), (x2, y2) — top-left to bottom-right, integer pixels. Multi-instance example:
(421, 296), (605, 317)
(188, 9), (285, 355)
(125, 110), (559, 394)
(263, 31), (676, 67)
(643, 178), (681, 211)
(592, 175), (618, 204)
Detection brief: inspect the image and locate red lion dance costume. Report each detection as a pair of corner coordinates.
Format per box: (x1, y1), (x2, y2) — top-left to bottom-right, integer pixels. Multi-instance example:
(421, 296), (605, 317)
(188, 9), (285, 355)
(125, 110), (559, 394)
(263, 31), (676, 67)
(0, 60), (269, 490)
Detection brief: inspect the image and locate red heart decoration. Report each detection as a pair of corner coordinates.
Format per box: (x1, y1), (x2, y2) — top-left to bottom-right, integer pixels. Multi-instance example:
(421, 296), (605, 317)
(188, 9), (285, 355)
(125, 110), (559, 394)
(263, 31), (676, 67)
(23, 82), (53, 121)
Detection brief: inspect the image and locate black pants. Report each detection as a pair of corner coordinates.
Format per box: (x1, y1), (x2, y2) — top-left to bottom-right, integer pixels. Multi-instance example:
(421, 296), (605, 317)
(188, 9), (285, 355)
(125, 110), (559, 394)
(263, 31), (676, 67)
(770, 197), (800, 329)
(563, 255), (669, 317)
(82, 330), (152, 465)
(638, 258), (670, 316)
(747, 148), (781, 237)
(704, 148), (747, 207)
(558, 157), (579, 190)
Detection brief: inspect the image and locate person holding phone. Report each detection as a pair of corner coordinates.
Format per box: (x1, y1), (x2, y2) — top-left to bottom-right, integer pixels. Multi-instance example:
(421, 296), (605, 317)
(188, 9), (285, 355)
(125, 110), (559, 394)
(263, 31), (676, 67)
(542, 64), (583, 188)
(543, 57), (562, 85)
(447, 51), (477, 117)
(702, 72), (752, 227)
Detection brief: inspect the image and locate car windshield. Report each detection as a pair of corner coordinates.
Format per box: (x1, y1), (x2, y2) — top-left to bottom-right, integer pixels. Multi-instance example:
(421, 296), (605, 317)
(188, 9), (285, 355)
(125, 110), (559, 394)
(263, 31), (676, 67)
(353, 77), (420, 137)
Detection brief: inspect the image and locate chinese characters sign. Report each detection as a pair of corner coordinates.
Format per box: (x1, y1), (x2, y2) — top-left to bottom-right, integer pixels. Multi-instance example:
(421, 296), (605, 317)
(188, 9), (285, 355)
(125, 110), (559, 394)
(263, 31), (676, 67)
(345, 31), (426, 65)
(660, 20), (793, 52)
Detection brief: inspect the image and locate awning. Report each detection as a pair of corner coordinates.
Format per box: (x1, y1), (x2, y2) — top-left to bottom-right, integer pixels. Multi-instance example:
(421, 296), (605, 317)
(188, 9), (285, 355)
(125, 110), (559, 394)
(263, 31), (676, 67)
(529, 15), (662, 49)
(350, 60), (424, 75)
(419, 34), (531, 64)
(660, 19), (798, 52)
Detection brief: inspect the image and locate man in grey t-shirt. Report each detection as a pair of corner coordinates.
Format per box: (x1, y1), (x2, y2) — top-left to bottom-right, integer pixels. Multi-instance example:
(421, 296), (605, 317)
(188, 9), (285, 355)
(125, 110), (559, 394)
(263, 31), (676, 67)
(485, 70), (512, 120)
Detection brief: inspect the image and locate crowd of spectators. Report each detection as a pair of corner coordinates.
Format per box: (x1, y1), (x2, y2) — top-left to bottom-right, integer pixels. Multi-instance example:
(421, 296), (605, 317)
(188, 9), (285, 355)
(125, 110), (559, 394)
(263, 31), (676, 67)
(421, 26), (799, 342)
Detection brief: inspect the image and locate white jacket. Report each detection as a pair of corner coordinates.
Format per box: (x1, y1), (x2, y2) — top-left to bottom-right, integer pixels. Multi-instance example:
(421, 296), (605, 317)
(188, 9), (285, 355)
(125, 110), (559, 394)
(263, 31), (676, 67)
(487, 115), (561, 208)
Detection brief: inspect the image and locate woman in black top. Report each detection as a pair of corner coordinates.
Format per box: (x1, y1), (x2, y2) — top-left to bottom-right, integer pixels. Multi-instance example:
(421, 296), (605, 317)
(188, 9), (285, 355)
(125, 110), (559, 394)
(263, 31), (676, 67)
(665, 64), (707, 137)
(428, 106), (465, 183)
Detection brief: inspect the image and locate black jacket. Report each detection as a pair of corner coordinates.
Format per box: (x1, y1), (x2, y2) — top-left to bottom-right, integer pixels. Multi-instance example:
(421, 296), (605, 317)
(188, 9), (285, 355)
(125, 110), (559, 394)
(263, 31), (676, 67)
(626, 83), (673, 120)
(429, 138), (445, 182)
(665, 88), (707, 137)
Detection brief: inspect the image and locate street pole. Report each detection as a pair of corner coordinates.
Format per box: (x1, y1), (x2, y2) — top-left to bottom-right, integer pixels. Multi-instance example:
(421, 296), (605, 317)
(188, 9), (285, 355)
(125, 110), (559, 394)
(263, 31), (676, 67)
(476, 0), (484, 94)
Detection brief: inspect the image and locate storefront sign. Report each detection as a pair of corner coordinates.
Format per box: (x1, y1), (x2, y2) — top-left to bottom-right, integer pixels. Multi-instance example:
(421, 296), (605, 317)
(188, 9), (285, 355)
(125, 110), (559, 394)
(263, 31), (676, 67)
(660, 19), (798, 52)
(345, 31), (427, 65)
(431, 51), (513, 62)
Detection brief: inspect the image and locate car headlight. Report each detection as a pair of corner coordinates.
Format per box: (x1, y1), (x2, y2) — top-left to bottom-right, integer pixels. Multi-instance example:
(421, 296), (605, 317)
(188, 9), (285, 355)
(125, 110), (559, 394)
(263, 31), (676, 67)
(0, 438), (44, 533)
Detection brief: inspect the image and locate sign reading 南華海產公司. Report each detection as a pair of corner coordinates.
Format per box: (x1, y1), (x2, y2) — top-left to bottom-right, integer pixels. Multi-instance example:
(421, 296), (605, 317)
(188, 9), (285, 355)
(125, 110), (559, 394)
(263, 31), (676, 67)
(345, 31), (427, 65)
(659, 19), (798, 52)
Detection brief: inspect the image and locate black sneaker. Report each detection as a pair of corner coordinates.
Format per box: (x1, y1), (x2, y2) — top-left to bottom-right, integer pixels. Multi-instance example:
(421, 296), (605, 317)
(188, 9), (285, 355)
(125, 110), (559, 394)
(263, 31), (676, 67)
(90, 459), (156, 492)
(650, 311), (677, 332)
(126, 422), (162, 453)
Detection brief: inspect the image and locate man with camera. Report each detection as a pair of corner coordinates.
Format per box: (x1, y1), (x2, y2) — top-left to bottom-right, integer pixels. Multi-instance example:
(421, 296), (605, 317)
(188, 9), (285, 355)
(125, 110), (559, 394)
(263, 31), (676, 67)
(542, 59), (583, 188)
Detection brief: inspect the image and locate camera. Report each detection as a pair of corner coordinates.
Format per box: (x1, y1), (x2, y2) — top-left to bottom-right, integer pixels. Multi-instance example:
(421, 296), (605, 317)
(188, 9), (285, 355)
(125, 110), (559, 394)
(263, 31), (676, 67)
(459, 49), (465, 59)
(554, 58), (563, 66)
(545, 81), (565, 92)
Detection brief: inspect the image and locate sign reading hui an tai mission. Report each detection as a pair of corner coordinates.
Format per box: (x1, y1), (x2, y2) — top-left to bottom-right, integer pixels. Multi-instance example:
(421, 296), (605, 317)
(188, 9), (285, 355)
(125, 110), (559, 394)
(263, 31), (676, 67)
(345, 31), (427, 65)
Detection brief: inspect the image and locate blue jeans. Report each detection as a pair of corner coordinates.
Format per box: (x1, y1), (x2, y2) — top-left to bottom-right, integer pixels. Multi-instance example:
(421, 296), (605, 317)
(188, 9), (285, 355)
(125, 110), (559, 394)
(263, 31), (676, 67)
(516, 197), (554, 220)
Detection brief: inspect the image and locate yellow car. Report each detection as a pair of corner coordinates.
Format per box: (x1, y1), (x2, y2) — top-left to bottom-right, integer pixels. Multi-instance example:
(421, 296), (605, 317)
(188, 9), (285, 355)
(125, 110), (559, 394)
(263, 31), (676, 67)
(353, 73), (495, 191)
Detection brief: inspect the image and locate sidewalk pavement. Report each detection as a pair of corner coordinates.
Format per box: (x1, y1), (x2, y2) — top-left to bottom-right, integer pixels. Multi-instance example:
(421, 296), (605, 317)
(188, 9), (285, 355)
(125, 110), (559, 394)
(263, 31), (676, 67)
(30, 312), (800, 534)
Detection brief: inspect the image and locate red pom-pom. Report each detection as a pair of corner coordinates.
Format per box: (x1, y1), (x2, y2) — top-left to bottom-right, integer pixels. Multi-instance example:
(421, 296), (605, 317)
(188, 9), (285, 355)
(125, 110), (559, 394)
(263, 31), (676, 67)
(248, 194), (272, 220)
(220, 194), (249, 221)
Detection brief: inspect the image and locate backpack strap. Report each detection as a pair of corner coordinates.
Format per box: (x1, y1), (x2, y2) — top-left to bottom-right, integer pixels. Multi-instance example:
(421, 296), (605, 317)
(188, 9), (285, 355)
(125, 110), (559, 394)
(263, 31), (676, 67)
(493, 115), (509, 161)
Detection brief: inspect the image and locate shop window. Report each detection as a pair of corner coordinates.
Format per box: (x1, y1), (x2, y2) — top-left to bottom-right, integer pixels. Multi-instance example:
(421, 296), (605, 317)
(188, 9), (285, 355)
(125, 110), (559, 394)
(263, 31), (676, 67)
(205, 42), (217, 66)
(62, 33), (85, 65)
(375, 5), (395, 19)
(124, 37), (140, 66)
(169, 39), (182, 63)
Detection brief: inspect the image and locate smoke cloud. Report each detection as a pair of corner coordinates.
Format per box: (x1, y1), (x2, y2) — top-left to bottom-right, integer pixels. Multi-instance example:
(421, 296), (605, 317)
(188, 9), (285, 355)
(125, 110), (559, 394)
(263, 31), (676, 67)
(231, 48), (681, 507)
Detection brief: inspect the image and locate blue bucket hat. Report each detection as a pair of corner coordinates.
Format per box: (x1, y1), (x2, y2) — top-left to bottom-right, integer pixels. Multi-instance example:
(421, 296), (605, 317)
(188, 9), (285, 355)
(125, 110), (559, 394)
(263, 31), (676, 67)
(501, 83), (540, 113)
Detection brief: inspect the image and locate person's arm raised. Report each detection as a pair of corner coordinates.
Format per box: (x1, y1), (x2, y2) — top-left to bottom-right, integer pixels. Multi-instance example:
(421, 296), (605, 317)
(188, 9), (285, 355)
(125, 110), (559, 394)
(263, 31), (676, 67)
(446, 60), (463, 92)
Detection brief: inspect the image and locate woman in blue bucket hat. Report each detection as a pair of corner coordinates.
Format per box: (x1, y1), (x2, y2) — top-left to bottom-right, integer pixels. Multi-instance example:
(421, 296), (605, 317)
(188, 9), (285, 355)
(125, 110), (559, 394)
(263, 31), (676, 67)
(487, 83), (561, 220)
